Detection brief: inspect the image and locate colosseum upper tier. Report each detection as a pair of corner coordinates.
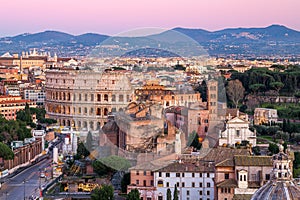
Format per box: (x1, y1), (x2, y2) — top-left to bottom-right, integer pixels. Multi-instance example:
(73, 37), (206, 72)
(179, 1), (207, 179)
(45, 69), (133, 131)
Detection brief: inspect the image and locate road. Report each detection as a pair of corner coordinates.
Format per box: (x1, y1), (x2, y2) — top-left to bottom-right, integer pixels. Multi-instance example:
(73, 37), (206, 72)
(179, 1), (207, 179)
(0, 158), (52, 200)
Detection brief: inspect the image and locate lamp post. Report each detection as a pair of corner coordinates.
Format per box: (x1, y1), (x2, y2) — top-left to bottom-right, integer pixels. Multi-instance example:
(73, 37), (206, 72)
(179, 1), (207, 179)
(4, 192), (9, 200)
(23, 179), (26, 200)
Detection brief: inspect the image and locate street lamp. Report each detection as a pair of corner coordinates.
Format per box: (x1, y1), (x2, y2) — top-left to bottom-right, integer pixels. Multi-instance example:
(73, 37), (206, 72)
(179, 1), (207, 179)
(23, 179), (26, 200)
(2, 192), (9, 200)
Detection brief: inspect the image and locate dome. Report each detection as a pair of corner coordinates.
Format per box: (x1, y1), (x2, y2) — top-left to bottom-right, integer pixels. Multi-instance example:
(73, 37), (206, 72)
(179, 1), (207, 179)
(251, 181), (300, 199)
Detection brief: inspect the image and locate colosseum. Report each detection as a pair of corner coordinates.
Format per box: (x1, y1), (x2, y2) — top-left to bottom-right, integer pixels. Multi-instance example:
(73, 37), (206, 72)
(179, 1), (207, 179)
(45, 69), (133, 131)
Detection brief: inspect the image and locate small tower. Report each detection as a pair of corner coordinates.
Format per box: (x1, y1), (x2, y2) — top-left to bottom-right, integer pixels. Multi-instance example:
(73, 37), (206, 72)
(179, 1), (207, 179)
(175, 129), (182, 155)
(207, 80), (218, 122)
(272, 143), (293, 180)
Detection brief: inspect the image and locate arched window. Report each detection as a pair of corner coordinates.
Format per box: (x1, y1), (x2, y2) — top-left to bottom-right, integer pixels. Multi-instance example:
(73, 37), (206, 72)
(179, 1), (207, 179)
(157, 180), (163, 187)
(104, 94), (109, 101)
(112, 95), (116, 102)
(97, 108), (101, 116)
(97, 94), (101, 101)
(104, 108), (108, 116)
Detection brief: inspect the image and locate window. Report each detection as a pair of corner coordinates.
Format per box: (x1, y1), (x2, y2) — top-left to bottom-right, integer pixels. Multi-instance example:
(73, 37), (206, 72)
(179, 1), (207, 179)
(199, 191), (202, 195)
(157, 180), (163, 187)
(244, 175), (246, 181)
(85, 94), (87, 101)
(187, 190), (190, 195)
(119, 94), (124, 102)
(136, 180), (139, 185)
(159, 172), (162, 177)
(96, 108), (101, 116)
(104, 94), (108, 101)
(136, 171), (139, 175)
(158, 197), (163, 200)
(143, 180), (146, 186)
(166, 173), (170, 177)
(144, 171), (147, 176)
(279, 165), (282, 170)
(207, 182), (211, 187)
(151, 180), (154, 186)
(176, 173), (180, 177)
(166, 182), (169, 187)
(104, 108), (108, 116)
(284, 165), (287, 169)
(176, 182), (179, 187)
(91, 94), (94, 101)
(112, 95), (116, 102)
(182, 173), (185, 177)
(192, 182), (195, 187)
(266, 174), (270, 180)
(225, 173), (229, 179)
(221, 188), (224, 193)
(97, 94), (101, 101)
(240, 175), (243, 181)
(207, 173), (210, 177)
(192, 173), (195, 177)
(182, 182), (185, 187)
(199, 173), (202, 178)
(236, 130), (240, 137)
(199, 183), (202, 187)
(207, 191), (210, 195)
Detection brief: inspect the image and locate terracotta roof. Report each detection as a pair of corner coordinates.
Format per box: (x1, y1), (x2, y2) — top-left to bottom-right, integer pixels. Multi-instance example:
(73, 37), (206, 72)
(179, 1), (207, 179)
(234, 155), (273, 166)
(216, 179), (237, 188)
(203, 147), (250, 164)
(232, 194), (253, 200)
(215, 159), (234, 167)
(155, 161), (214, 173)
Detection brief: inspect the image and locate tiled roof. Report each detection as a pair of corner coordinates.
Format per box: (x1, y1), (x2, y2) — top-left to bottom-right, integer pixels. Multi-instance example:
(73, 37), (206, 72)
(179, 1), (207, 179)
(203, 147), (250, 164)
(232, 194), (253, 200)
(234, 155), (273, 166)
(129, 159), (173, 171)
(215, 159), (234, 167)
(155, 161), (214, 173)
(216, 179), (237, 188)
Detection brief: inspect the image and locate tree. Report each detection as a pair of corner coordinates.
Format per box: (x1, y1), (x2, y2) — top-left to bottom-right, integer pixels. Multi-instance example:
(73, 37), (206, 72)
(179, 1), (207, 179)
(187, 131), (202, 150)
(167, 188), (172, 200)
(91, 185), (114, 200)
(249, 84), (265, 95)
(127, 188), (140, 200)
(76, 142), (90, 159)
(121, 172), (130, 193)
(268, 143), (279, 155)
(173, 184), (178, 200)
(226, 79), (245, 108)
(270, 81), (284, 94)
(0, 142), (14, 160)
(85, 131), (93, 152)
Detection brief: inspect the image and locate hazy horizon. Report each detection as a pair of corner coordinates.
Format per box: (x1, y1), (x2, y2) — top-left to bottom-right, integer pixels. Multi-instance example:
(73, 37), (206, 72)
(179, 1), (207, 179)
(0, 0), (299, 37)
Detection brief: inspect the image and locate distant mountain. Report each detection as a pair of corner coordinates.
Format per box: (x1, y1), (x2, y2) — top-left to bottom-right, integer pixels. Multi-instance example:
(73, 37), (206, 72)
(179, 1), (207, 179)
(171, 25), (300, 57)
(0, 25), (299, 57)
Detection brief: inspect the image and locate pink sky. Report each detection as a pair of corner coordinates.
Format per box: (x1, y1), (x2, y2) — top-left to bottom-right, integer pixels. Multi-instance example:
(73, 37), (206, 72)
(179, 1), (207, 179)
(1, 0), (299, 36)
